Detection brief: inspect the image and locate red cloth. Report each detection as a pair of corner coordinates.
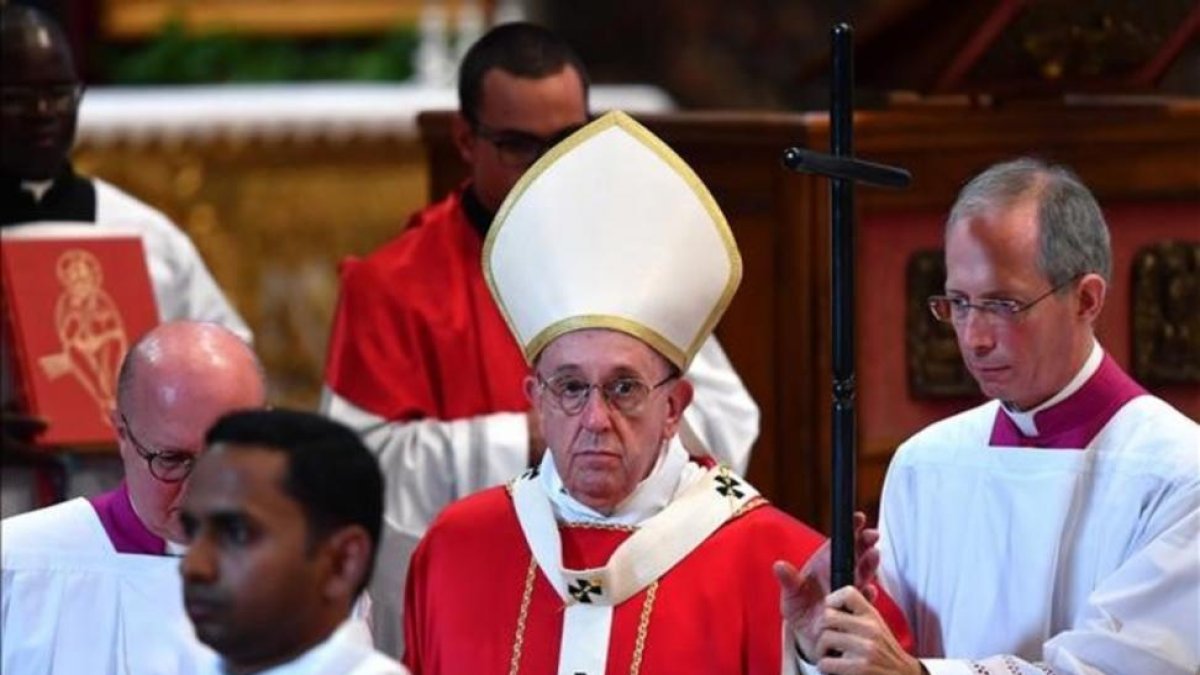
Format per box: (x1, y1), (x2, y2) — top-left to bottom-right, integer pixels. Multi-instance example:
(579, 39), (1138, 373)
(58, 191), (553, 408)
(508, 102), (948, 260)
(403, 486), (913, 674)
(324, 189), (529, 421)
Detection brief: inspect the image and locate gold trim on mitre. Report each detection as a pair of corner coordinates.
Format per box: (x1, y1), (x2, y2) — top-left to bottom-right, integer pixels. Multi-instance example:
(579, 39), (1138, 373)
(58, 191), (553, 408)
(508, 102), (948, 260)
(526, 315), (687, 371)
(482, 110), (742, 369)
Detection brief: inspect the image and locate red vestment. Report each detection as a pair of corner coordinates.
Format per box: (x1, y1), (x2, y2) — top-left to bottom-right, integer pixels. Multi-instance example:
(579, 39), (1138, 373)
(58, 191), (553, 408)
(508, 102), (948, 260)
(404, 485), (911, 674)
(324, 188), (529, 421)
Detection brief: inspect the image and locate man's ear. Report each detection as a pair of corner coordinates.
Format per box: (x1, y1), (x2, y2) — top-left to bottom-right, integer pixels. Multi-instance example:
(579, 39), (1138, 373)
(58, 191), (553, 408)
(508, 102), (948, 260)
(1076, 272), (1107, 324)
(661, 378), (694, 442)
(523, 374), (541, 407)
(451, 113), (476, 166)
(111, 408), (133, 461)
(321, 526), (372, 602)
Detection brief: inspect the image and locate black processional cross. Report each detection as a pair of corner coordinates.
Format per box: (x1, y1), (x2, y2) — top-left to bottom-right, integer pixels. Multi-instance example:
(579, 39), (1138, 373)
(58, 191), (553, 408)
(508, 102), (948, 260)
(781, 24), (911, 591)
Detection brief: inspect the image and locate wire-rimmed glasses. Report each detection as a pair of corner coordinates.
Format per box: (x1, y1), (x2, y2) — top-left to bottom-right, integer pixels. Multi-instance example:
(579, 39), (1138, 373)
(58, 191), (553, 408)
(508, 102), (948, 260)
(473, 122), (584, 168)
(0, 84), (83, 115)
(927, 275), (1082, 325)
(537, 372), (677, 416)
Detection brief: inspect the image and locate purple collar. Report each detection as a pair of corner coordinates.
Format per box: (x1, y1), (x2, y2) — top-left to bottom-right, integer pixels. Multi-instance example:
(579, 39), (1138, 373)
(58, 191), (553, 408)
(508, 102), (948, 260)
(88, 482), (167, 555)
(988, 353), (1147, 450)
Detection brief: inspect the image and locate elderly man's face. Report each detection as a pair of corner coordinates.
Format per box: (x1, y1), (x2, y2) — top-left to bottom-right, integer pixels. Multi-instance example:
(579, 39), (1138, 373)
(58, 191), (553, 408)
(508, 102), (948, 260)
(180, 446), (328, 670)
(526, 329), (692, 515)
(113, 357), (265, 544)
(944, 198), (1094, 410)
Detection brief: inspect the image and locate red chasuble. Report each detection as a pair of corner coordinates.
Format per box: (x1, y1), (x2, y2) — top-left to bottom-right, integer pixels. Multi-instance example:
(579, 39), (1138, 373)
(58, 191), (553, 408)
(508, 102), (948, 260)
(404, 486), (911, 674)
(324, 189), (529, 421)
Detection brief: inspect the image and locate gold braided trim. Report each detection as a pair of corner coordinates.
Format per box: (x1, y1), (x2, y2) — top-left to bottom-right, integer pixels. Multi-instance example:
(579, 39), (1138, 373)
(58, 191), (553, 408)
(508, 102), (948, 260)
(506, 563), (662, 675)
(629, 580), (659, 675)
(507, 557), (538, 675)
(561, 520), (640, 533)
(733, 496), (768, 519)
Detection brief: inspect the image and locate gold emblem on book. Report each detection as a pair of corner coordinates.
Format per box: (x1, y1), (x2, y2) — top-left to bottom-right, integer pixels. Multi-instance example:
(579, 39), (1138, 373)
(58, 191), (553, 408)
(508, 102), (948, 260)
(38, 249), (128, 423)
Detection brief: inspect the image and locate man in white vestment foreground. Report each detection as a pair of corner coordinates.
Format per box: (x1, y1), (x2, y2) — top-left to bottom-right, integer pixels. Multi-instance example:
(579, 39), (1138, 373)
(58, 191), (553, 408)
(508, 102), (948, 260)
(1, 321), (266, 674)
(181, 409), (408, 674)
(402, 111), (911, 674)
(793, 158), (1199, 675)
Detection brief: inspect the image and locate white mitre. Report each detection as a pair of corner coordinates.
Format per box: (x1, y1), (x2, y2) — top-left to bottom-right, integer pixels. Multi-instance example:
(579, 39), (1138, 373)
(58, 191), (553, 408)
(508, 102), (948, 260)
(483, 111), (741, 370)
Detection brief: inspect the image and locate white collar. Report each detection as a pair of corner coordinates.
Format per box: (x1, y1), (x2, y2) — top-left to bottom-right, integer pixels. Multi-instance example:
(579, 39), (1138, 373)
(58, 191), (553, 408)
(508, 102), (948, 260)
(20, 178), (55, 203)
(1002, 339), (1102, 436)
(539, 437), (704, 527)
(219, 620), (369, 675)
(511, 445), (757, 675)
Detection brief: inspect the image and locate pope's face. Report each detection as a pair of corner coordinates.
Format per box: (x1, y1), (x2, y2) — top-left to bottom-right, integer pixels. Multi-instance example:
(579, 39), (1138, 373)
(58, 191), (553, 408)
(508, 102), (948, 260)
(526, 329), (692, 515)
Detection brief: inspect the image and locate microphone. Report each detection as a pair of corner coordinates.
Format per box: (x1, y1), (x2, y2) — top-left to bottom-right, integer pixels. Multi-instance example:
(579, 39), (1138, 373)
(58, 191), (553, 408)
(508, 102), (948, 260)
(781, 147), (912, 189)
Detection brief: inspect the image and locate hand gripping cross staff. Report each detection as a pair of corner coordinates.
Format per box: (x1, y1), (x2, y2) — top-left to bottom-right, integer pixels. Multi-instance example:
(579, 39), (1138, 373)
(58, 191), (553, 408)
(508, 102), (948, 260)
(774, 22), (913, 670)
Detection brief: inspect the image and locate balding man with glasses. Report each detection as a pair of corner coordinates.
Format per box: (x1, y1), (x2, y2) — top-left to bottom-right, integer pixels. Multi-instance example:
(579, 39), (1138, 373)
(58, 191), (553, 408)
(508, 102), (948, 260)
(789, 158), (1199, 675)
(2, 321), (266, 674)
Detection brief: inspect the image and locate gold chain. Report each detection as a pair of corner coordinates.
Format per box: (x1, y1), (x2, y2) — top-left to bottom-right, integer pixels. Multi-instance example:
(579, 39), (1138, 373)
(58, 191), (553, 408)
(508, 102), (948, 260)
(507, 557), (538, 675)
(733, 496), (767, 518)
(628, 581), (659, 675)
(562, 521), (639, 532)
(506, 567), (660, 675)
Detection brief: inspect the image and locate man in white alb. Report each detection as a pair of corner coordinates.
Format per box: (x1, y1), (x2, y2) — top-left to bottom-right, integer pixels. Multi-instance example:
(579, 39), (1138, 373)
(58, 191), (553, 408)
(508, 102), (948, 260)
(788, 158), (1199, 675)
(1, 321), (266, 674)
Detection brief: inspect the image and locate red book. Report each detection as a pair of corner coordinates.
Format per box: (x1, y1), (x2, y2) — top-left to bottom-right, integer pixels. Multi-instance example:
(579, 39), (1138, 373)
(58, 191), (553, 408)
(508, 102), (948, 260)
(1, 228), (159, 447)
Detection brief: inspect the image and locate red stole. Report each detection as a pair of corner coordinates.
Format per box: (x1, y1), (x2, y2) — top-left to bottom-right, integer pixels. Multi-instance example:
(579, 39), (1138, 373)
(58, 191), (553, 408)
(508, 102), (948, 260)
(324, 189), (529, 421)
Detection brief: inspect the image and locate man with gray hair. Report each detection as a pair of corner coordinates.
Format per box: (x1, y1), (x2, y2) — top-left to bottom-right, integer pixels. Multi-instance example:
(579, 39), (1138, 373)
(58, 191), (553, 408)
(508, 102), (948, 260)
(2, 321), (266, 674)
(788, 158), (1199, 674)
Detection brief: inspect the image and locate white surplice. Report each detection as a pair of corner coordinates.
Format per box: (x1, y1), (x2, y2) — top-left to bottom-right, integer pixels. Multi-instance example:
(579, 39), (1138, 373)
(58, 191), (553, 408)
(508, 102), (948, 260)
(878, 345), (1200, 675)
(2, 498), (219, 675)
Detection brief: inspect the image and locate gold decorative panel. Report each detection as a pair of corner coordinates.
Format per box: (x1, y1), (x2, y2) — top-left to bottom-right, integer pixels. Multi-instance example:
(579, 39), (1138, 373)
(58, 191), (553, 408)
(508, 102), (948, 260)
(1132, 240), (1200, 385)
(102, 0), (426, 38)
(75, 135), (430, 408)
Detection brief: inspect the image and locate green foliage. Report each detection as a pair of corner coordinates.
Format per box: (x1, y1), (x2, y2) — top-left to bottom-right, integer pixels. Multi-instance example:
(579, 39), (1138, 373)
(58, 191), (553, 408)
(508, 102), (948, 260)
(104, 21), (419, 84)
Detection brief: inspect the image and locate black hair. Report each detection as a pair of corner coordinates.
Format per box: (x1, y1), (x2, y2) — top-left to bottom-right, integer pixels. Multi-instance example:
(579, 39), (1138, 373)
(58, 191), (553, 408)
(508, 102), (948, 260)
(205, 408), (384, 597)
(457, 21), (590, 126)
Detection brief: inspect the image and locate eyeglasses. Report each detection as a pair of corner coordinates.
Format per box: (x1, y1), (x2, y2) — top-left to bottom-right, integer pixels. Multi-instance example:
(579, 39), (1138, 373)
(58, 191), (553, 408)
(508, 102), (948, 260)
(537, 372), (677, 416)
(119, 413), (196, 483)
(0, 84), (83, 115)
(928, 275), (1081, 325)
(473, 122), (584, 168)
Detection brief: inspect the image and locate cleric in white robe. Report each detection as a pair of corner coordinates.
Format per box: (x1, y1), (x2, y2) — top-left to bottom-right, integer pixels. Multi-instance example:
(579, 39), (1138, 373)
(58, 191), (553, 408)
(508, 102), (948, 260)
(1, 322), (266, 674)
(792, 158), (1199, 675)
